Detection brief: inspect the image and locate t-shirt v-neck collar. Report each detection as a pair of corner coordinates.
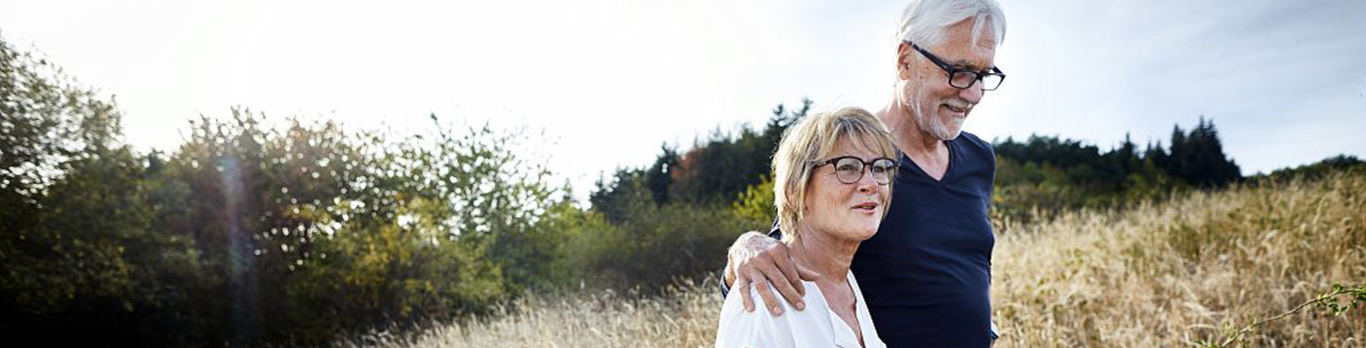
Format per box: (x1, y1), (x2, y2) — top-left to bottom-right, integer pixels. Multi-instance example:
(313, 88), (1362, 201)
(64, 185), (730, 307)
(899, 139), (955, 184)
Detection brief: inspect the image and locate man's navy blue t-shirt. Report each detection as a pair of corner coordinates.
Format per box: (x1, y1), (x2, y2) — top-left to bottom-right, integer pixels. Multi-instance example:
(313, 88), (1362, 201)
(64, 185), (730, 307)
(724, 131), (997, 347)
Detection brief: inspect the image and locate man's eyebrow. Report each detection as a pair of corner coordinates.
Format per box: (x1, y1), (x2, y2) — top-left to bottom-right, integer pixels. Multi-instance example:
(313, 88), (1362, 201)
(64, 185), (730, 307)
(950, 60), (991, 71)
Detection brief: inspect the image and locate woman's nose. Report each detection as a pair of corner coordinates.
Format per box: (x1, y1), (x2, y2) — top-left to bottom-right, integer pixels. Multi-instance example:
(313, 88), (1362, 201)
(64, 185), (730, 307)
(857, 170), (877, 193)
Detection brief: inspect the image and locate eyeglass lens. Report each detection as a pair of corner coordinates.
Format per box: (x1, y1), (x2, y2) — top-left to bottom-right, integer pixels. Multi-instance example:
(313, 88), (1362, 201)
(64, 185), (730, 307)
(832, 157), (896, 184)
(950, 71), (1003, 90)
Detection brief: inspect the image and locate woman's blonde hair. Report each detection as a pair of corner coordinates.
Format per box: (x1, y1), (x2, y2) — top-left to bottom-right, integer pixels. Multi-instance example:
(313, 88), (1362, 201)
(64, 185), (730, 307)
(772, 107), (899, 242)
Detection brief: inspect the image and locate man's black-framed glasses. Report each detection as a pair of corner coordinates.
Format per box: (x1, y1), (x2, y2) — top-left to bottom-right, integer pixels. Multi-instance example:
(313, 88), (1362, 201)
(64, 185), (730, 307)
(907, 41), (1005, 91)
(813, 156), (898, 185)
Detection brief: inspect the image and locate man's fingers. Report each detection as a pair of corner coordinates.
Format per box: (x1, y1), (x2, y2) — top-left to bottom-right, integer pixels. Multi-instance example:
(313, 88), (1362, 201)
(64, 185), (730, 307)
(772, 248), (806, 298)
(727, 232), (797, 315)
(735, 276), (755, 313)
(795, 262), (822, 282)
(762, 262), (807, 311)
(754, 279), (783, 316)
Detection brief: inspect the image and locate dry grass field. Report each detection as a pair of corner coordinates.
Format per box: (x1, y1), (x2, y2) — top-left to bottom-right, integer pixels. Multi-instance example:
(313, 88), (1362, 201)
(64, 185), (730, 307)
(359, 171), (1365, 348)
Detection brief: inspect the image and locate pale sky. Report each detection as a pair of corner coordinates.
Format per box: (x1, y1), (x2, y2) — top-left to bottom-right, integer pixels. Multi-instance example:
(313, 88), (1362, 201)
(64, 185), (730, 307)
(2, 0), (1363, 202)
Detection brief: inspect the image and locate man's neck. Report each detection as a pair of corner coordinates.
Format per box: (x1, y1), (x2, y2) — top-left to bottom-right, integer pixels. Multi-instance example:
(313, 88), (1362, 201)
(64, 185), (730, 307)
(899, 122), (946, 159)
(877, 97), (950, 178)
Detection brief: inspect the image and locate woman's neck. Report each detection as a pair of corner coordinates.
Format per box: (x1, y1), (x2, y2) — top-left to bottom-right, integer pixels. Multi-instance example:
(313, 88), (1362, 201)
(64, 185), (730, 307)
(787, 225), (860, 284)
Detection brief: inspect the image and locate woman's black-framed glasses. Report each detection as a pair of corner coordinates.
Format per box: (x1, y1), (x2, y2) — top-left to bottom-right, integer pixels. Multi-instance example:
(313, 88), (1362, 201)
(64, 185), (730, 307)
(813, 156), (898, 185)
(906, 41), (1005, 91)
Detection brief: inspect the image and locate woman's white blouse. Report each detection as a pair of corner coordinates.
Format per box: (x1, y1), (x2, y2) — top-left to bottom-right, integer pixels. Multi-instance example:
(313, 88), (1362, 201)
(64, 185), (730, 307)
(715, 271), (887, 348)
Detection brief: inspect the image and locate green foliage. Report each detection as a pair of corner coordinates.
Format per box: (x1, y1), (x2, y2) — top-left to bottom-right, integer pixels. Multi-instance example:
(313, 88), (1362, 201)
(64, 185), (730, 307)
(992, 120), (1238, 222)
(731, 174), (775, 231)
(163, 111), (564, 345)
(1, 35), (126, 246)
(622, 98), (809, 206)
(1198, 283), (1366, 348)
(579, 100), (810, 294)
(562, 196), (745, 293)
(644, 144), (679, 205)
(580, 166), (748, 293)
(1250, 154), (1365, 183)
(590, 168), (655, 224)
(1, 33), (573, 344)
(1, 42), (228, 348)
(1162, 117), (1242, 188)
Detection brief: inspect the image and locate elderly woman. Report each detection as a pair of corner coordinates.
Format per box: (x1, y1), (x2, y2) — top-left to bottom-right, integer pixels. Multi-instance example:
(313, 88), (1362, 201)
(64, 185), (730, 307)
(715, 107), (898, 348)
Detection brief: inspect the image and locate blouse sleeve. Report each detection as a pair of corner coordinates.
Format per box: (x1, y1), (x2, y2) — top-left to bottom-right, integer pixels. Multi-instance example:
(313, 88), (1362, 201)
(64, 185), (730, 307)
(714, 285), (792, 348)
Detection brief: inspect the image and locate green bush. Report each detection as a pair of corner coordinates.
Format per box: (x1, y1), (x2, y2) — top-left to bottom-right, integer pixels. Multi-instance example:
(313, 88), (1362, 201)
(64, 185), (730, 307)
(570, 170), (747, 293)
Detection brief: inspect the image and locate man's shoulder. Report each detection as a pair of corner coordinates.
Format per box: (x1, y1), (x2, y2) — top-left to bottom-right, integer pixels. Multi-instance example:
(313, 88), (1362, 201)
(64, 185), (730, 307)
(953, 131), (995, 160)
(954, 131), (991, 150)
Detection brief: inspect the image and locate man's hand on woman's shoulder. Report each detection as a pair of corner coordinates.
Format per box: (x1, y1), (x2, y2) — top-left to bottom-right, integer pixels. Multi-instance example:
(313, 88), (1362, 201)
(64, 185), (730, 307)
(725, 231), (818, 316)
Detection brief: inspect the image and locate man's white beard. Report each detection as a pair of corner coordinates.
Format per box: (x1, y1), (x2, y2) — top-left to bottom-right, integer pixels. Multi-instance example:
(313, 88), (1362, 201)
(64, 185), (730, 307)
(912, 103), (962, 141)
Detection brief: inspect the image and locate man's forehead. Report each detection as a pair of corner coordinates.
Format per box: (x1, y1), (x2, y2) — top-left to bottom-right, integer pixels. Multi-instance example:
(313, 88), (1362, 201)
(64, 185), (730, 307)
(935, 20), (999, 69)
(941, 40), (997, 70)
(941, 53), (994, 71)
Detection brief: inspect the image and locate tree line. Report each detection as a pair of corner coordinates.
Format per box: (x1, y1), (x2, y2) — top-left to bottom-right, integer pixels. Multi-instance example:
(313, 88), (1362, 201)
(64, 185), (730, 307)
(596, 105), (1257, 225)
(991, 118), (1241, 220)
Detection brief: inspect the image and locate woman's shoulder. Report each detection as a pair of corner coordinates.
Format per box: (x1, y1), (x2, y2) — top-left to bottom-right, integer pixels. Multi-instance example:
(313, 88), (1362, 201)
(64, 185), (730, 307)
(715, 287), (790, 347)
(714, 281), (831, 348)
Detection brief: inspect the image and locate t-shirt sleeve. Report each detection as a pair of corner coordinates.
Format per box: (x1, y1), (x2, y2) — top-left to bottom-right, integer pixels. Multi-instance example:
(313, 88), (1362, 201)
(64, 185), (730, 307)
(768, 219), (783, 239)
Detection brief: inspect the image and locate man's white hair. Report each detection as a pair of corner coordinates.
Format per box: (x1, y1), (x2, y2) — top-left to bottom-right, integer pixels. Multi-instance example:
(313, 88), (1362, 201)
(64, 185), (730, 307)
(896, 0), (1007, 48)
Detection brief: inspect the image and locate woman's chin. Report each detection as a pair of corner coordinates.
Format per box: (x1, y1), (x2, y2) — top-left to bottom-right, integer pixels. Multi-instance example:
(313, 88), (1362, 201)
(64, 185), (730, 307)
(852, 225), (880, 240)
(826, 216), (881, 240)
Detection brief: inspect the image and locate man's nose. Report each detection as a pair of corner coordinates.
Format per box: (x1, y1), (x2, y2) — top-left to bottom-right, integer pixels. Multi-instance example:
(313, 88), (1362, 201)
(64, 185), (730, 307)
(959, 80), (985, 104)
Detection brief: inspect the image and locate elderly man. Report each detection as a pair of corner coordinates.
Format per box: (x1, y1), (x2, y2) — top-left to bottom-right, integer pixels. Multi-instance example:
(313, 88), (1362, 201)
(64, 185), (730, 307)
(720, 0), (1007, 346)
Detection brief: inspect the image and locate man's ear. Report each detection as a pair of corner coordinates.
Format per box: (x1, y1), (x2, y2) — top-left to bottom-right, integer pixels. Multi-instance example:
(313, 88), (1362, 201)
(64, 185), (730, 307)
(896, 42), (913, 80)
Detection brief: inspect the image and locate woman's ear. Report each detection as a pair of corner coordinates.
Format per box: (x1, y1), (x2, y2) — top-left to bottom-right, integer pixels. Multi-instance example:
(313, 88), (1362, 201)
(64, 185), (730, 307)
(788, 189), (803, 215)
